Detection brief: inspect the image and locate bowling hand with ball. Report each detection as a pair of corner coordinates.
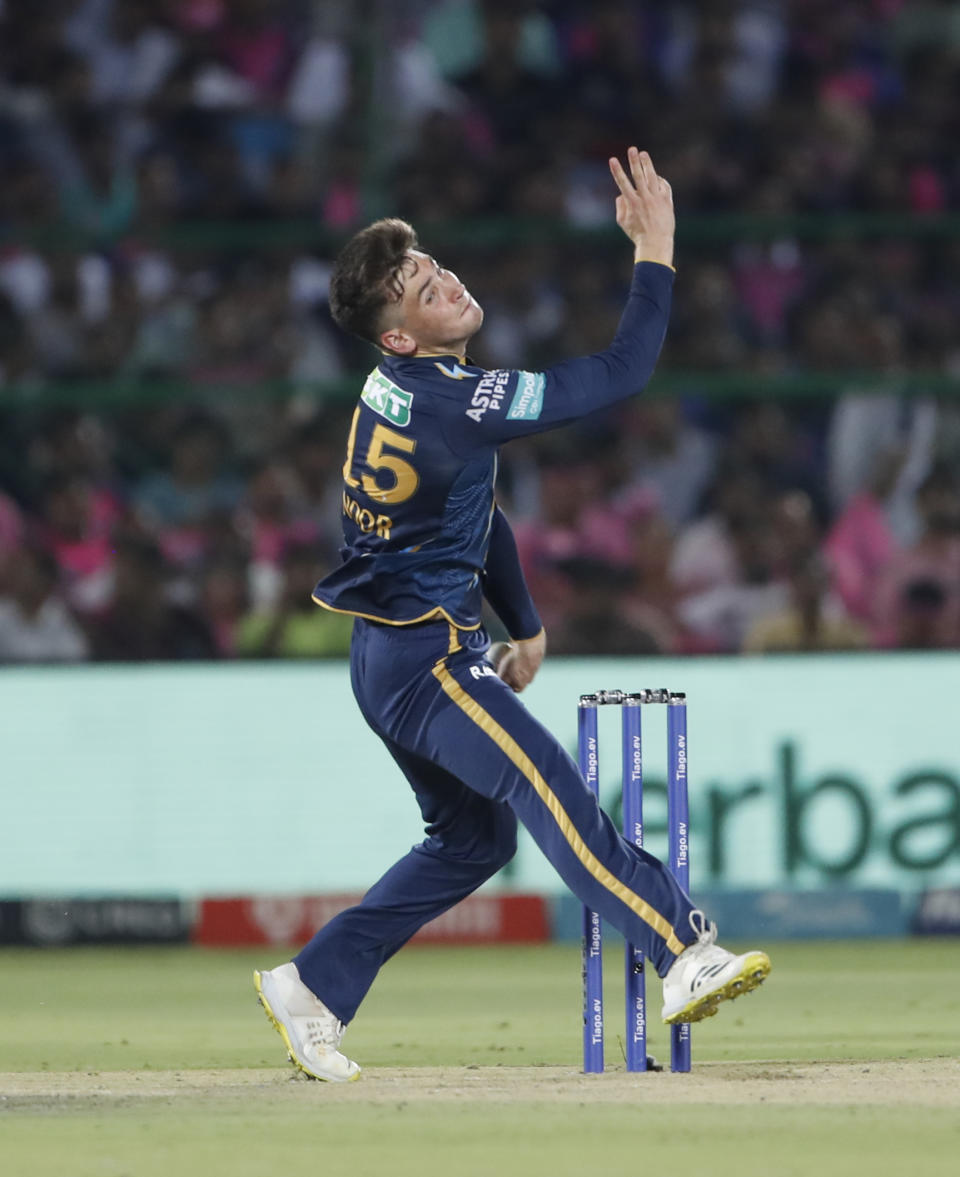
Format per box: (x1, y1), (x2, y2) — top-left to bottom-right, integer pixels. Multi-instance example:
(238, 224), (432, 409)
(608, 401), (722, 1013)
(488, 630), (546, 693)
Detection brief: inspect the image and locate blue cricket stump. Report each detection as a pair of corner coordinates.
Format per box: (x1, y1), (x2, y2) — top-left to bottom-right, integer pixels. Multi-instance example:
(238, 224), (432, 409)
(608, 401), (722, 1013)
(621, 695), (646, 1072)
(578, 697), (604, 1074)
(667, 692), (692, 1073)
(579, 688), (692, 1074)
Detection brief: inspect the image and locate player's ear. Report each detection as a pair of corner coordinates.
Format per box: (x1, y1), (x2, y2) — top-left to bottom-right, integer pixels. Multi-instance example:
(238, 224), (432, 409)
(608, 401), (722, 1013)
(380, 327), (417, 355)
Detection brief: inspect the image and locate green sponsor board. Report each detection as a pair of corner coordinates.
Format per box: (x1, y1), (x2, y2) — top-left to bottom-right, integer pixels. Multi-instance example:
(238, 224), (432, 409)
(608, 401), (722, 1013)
(0, 655), (958, 895)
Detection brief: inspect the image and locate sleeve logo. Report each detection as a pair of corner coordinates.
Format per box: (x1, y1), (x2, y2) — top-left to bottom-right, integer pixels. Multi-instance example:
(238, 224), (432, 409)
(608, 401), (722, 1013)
(361, 370), (413, 427)
(465, 369), (511, 422)
(506, 371), (545, 420)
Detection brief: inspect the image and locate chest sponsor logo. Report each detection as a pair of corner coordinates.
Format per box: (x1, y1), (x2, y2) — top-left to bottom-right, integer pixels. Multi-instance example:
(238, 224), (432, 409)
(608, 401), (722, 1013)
(361, 370), (413, 427)
(506, 371), (545, 420)
(465, 369), (511, 423)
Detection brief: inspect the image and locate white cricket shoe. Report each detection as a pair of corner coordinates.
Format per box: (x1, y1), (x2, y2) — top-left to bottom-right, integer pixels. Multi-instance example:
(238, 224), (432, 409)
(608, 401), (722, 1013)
(254, 962), (361, 1082)
(661, 911), (771, 1024)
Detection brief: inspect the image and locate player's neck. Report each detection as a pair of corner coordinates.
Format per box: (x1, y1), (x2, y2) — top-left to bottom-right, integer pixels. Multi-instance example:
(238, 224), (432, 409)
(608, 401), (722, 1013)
(413, 345), (468, 361)
(381, 339), (472, 362)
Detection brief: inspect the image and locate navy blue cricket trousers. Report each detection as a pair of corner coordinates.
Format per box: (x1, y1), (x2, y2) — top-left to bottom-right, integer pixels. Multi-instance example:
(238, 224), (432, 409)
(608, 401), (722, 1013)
(295, 619), (697, 1023)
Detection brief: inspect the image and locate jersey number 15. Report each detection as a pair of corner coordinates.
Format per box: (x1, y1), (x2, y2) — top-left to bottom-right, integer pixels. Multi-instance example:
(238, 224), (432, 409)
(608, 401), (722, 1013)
(342, 408), (419, 505)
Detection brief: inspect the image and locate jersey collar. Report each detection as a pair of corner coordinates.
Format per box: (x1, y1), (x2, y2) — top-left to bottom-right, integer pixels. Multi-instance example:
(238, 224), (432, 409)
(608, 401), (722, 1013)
(380, 349), (467, 363)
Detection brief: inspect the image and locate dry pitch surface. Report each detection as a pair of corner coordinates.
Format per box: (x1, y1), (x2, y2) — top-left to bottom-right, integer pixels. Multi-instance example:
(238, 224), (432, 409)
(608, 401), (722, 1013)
(3, 1058), (960, 1107)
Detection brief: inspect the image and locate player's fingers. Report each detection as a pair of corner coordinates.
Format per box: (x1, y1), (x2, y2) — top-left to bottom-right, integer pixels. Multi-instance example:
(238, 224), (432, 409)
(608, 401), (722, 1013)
(500, 652), (531, 693)
(630, 148), (655, 192)
(497, 650), (519, 688)
(489, 641), (510, 671)
(609, 156), (636, 198)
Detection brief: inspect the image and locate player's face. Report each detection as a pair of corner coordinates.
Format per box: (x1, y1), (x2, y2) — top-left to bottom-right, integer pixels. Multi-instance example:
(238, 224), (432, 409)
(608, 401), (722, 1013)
(380, 251), (483, 356)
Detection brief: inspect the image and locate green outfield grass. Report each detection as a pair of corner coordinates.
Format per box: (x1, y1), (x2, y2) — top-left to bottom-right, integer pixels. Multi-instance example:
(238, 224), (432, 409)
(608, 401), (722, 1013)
(2, 940), (959, 1177)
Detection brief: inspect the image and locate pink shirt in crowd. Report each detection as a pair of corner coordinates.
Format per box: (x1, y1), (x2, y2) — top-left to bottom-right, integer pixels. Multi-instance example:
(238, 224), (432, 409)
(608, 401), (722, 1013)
(824, 492), (896, 627)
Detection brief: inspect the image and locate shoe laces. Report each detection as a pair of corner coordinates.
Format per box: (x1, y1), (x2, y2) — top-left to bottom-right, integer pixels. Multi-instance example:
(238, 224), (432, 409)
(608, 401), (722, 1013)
(303, 1016), (344, 1050)
(689, 909), (718, 945)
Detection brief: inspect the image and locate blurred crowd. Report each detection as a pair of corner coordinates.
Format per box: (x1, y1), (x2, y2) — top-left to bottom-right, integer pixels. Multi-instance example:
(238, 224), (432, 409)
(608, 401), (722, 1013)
(1, 0), (960, 662)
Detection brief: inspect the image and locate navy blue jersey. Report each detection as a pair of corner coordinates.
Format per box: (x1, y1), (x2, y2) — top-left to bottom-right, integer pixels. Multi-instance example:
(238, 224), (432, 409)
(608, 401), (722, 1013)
(313, 261), (674, 630)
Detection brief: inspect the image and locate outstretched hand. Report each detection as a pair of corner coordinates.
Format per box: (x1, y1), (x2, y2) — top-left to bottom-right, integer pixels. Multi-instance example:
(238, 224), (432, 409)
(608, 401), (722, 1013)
(609, 147), (675, 268)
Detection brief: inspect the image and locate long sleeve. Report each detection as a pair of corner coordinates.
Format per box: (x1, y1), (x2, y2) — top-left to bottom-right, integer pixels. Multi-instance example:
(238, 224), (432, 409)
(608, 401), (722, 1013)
(482, 506), (542, 640)
(440, 261), (674, 452)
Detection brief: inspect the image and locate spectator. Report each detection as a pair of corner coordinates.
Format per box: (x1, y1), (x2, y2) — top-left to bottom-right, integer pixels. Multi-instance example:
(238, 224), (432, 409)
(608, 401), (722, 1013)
(893, 578), (951, 651)
(825, 451), (900, 627)
(199, 554), (250, 657)
(548, 557), (660, 656)
(87, 533), (217, 661)
(874, 464), (960, 648)
(235, 459), (320, 607)
(670, 466), (768, 597)
(678, 509), (790, 652)
(0, 490), (24, 589)
(0, 545), (88, 663)
(826, 390), (938, 546)
(24, 263), (88, 378)
(66, 0), (181, 106)
(614, 399), (718, 531)
(0, 1), (958, 661)
(725, 401), (824, 514)
(36, 473), (120, 612)
(134, 411), (242, 567)
(235, 542), (352, 659)
(514, 449), (632, 632)
(286, 414), (347, 554)
(742, 553), (869, 653)
(622, 511), (701, 655)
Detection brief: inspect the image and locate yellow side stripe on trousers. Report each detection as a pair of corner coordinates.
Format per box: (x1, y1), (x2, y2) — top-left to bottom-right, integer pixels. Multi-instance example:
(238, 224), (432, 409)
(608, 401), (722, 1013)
(431, 660), (686, 956)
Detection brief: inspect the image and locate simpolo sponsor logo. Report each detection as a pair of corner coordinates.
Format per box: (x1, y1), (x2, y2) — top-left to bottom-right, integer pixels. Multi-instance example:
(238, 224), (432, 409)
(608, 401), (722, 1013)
(506, 371), (545, 420)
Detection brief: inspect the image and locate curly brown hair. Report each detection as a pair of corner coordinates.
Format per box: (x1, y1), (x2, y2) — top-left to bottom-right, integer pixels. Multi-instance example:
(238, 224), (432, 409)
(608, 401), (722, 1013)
(328, 218), (419, 345)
